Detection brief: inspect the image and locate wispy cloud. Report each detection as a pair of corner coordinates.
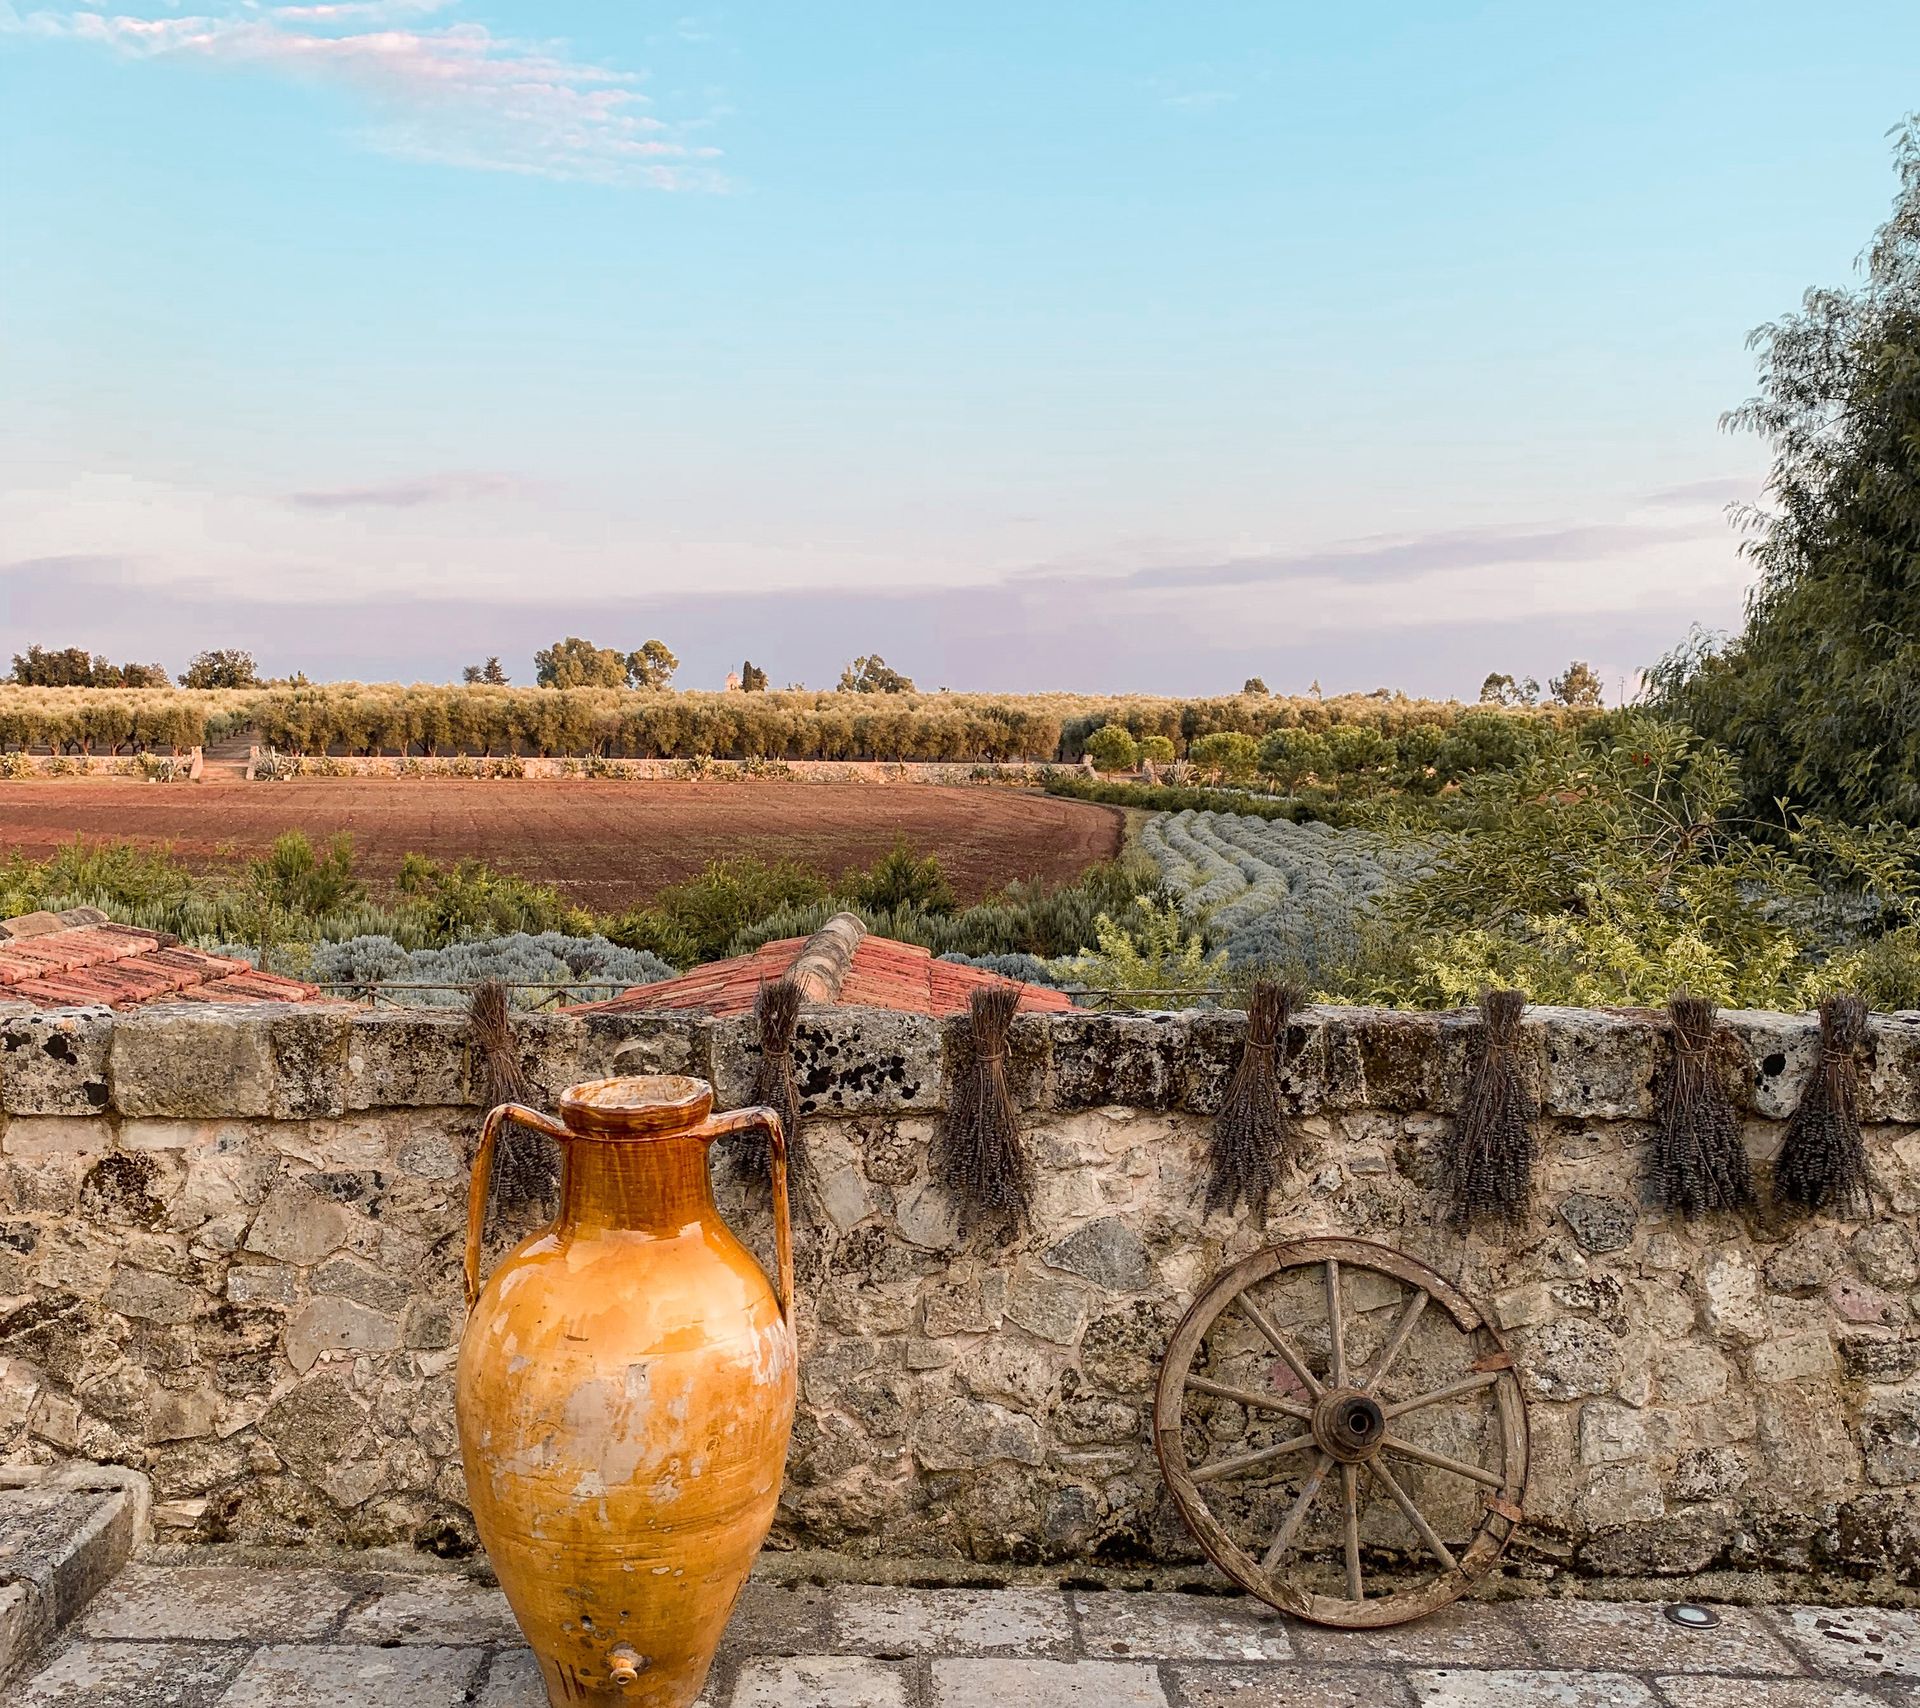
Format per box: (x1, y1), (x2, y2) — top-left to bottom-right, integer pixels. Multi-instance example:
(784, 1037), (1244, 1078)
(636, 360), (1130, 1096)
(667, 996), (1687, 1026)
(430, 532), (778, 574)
(5, 1), (723, 187)
(1109, 520), (1704, 592)
(1639, 476), (1756, 509)
(282, 470), (542, 510)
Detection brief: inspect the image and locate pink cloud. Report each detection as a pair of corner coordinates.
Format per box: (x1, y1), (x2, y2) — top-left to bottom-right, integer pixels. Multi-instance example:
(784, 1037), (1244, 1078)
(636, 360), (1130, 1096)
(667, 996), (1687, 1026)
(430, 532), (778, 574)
(282, 470), (545, 510)
(11, 2), (723, 188)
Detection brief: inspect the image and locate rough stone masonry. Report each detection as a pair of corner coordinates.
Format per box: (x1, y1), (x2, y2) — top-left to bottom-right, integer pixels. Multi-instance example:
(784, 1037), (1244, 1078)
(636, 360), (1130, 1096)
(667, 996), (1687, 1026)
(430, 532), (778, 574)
(1, 999), (1918, 1589)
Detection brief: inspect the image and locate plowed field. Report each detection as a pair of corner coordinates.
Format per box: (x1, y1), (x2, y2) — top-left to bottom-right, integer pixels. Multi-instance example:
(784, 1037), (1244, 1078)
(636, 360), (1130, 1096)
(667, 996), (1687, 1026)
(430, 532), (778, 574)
(0, 779), (1123, 912)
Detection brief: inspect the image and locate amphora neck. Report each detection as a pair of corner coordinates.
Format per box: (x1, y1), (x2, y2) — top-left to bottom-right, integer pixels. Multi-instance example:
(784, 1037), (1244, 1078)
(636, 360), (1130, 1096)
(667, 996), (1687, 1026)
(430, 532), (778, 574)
(559, 1135), (715, 1237)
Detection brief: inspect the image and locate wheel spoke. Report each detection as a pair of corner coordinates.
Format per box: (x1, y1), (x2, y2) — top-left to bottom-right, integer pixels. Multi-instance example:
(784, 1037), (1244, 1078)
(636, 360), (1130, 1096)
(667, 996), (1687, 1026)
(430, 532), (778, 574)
(1260, 1452), (1332, 1570)
(1190, 1431), (1316, 1485)
(1361, 1288), (1428, 1394)
(1324, 1260), (1347, 1389)
(1380, 1371), (1502, 1420)
(1339, 1462), (1363, 1601)
(1380, 1433), (1506, 1489)
(1187, 1374), (1313, 1422)
(1366, 1457), (1459, 1574)
(1234, 1290), (1325, 1400)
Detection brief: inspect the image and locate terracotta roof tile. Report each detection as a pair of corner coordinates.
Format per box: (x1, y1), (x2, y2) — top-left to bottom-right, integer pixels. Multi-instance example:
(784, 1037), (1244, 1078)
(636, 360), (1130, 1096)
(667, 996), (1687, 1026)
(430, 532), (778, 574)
(575, 928), (1072, 1019)
(0, 919), (329, 1011)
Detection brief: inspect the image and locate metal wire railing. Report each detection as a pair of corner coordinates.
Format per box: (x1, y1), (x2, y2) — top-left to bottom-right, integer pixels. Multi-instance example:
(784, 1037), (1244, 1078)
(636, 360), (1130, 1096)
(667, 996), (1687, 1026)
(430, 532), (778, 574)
(311, 979), (1235, 1011)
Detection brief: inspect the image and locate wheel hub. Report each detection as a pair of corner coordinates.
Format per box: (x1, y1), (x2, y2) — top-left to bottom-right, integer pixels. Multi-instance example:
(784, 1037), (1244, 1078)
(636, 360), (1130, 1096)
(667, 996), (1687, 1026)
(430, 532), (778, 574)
(1312, 1388), (1386, 1462)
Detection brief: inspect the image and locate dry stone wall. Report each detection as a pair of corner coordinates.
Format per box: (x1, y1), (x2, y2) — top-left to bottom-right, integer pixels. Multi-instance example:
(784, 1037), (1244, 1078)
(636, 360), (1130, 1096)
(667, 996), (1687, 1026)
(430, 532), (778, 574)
(1, 1000), (1918, 1589)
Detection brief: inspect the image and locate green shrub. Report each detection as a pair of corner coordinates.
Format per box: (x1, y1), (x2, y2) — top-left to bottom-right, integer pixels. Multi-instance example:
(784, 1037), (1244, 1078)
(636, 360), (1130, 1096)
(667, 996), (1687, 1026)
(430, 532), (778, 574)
(1188, 731), (1259, 784)
(851, 840), (957, 914)
(1082, 725), (1140, 773)
(1257, 728), (1333, 792)
(1055, 897), (1225, 1009)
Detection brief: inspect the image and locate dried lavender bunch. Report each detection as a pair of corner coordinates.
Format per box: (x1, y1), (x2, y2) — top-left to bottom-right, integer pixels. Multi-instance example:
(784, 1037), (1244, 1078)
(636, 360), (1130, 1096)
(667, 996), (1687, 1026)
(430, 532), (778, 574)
(1445, 989), (1537, 1232)
(742, 976), (805, 1190)
(1205, 980), (1304, 1220)
(933, 984), (1030, 1241)
(467, 979), (557, 1214)
(1651, 994), (1754, 1218)
(1773, 994), (1871, 1216)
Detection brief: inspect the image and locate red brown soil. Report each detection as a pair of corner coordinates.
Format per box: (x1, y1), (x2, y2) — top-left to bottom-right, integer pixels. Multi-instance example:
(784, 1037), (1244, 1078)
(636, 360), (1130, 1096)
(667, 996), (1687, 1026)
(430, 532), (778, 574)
(0, 778), (1123, 913)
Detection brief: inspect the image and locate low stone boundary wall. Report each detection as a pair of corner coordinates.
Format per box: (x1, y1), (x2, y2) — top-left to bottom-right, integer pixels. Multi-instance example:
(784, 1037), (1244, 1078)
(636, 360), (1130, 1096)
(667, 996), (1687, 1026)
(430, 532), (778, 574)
(0, 1001), (1916, 1586)
(243, 753), (1073, 784)
(0, 751), (200, 781)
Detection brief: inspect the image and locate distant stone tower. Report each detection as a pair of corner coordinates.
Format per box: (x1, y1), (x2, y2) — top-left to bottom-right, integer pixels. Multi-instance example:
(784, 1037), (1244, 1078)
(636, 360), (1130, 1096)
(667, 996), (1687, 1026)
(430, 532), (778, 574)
(724, 671), (743, 692)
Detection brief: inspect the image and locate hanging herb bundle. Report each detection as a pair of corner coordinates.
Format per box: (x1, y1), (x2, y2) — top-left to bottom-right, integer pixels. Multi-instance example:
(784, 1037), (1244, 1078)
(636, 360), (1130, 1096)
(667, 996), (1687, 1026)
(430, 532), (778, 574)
(1444, 988), (1537, 1232)
(745, 976), (806, 1188)
(1773, 994), (1872, 1216)
(1651, 994), (1754, 1218)
(932, 984), (1031, 1241)
(467, 980), (558, 1214)
(1205, 980), (1304, 1220)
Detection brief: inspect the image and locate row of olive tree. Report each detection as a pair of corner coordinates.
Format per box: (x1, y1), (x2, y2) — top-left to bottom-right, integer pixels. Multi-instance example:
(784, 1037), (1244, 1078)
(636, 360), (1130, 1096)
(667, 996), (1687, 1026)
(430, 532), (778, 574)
(9, 646), (263, 690)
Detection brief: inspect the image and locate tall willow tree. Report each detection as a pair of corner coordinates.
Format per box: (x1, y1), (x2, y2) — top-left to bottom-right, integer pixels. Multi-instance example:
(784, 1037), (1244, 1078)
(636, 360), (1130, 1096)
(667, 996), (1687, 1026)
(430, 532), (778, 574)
(1657, 118), (1920, 822)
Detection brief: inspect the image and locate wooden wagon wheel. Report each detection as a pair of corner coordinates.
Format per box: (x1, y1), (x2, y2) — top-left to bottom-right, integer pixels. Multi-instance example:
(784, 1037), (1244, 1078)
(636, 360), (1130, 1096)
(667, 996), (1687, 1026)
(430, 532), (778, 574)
(1154, 1237), (1528, 1629)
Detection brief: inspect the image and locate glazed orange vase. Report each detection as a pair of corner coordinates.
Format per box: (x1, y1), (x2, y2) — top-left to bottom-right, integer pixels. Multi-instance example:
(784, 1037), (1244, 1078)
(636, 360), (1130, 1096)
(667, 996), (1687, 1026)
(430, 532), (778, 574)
(456, 1076), (797, 1706)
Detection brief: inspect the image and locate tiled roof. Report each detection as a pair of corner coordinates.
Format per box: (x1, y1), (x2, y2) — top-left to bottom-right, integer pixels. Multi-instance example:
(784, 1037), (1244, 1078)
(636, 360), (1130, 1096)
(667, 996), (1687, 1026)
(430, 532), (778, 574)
(0, 908), (328, 1010)
(576, 913), (1074, 1019)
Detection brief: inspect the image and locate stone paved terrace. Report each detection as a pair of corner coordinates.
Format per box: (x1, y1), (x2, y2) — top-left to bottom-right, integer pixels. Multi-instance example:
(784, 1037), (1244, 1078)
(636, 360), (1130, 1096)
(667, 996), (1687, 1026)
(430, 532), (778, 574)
(13, 1567), (1920, 1707)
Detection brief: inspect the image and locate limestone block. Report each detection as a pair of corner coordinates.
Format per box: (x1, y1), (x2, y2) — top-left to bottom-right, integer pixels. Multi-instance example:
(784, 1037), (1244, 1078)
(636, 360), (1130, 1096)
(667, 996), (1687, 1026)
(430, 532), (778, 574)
(508, 1012), (585, 1103)
(111, 1008), (276, 1119)
(257, 1371), (371, 1481)
(1669, 1444), (1749, 1501)
(592, 1010), (708, 1080)
(1512, 1318), (1621, 1401)
(1042, 1217), (1155, 1292)
(0, 1009), (112, 1116)
(226, 1262), (297, 1306)
(343, 1011), (470, 1110)
(715, 1009), (942, 1116)
(1004, 1267), (1091, 1345)
(1855, 1222), (1920, 1290)
(1865, 1014), (1920, 1121)
(1751, 1328), (1837, 1385)
(1338, 1007), (1446, 1111)
(243, 1179), (349, 1268)
(1765, 1225), (1849, 1292)
(1573, 1462), (1664, 1529)
(286, 1295), (402, 1373)
(1534, 1006), (1660, 1120)
(1722, 1011), (1818, 1119)
(914, 1396), (1045, 1471)
(146, 1386), (219, 1444)
(1578, 1400), (1651, 1466)
(1557, 1193), (1637, 1255)
(267, 1009), (353, 1119)
(1654, 1343), (1733, 1406)
(1859, 1385), (1920, 1485)
(103, 1266), (199, 1326)
(2, 1116), (113, 1158)
(959, 1339), (1061, 1412)
(1699, 1249), (1770, 1345)
(1048, 1014), (1188, 1111)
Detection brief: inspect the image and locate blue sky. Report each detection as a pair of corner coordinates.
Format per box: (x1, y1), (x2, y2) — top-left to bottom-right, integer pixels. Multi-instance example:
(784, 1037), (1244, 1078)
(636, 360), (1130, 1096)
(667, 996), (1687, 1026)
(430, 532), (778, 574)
(3, 2), (1918, 696)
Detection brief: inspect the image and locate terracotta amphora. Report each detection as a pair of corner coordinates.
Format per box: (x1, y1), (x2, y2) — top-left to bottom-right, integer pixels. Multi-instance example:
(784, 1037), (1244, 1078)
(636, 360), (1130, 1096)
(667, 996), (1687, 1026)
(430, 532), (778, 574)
(456, 1075), (796, 1707)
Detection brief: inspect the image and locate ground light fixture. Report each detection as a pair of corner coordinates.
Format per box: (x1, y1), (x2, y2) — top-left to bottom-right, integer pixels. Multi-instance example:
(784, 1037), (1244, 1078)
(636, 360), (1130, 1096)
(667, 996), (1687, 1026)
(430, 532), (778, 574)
(1664, 1604), (1722, 1630)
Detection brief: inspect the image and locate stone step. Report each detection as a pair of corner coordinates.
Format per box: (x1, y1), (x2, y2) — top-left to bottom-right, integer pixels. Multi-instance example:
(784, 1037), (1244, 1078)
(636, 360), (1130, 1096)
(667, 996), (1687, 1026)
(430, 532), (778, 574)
(0, 1466), (151, 1688)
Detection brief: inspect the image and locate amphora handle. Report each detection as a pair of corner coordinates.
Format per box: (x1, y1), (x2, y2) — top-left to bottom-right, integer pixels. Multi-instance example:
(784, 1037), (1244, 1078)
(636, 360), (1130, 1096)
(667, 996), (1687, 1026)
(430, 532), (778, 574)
(463, 1100), (795, 1326)
(465, 1102), (572, 1308)
(692, 1105), (794, 1327)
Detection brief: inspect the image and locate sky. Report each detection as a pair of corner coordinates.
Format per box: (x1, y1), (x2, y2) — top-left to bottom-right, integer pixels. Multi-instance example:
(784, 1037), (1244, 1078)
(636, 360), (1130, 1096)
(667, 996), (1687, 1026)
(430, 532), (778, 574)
(3, 2), (1918, 698)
